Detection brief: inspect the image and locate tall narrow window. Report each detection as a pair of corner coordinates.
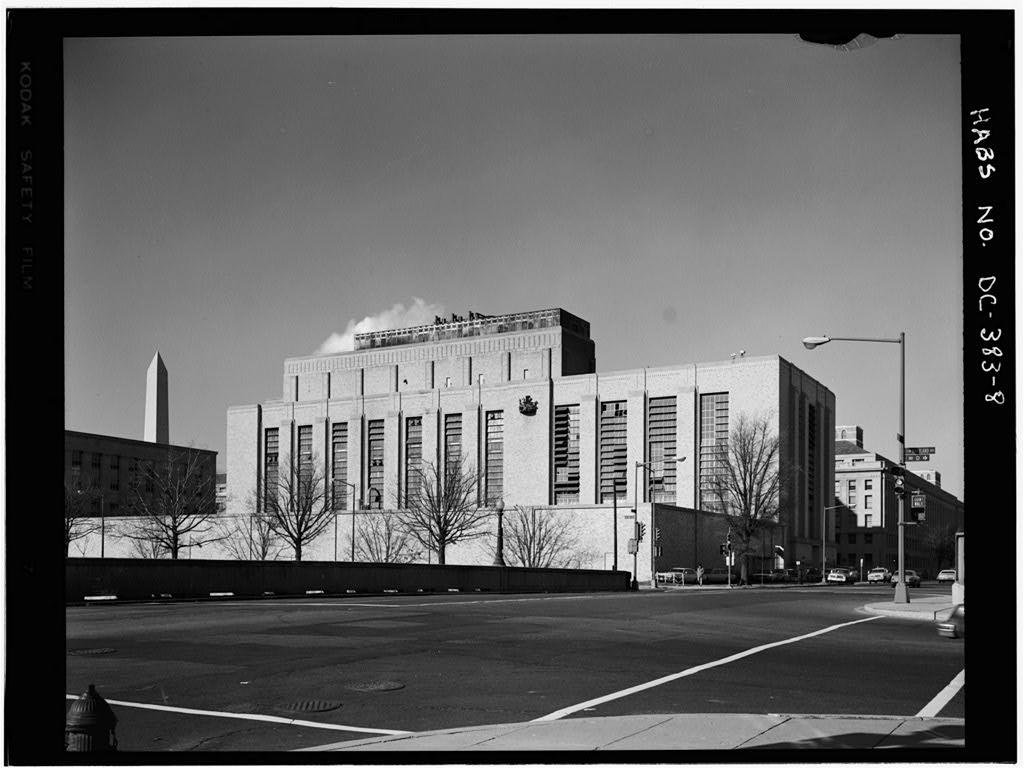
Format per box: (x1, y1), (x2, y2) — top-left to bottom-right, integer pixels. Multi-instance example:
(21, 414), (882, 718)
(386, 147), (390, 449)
(109, 455), (120, 491)
(367, 419), (384, 509)
(553, 404), (580, 504)
(698, 393), (729, 510)
(599, 401), (627, 502)
(807, 404), (817, 518)
(485, 410), (504, 505)
(444, 413), (462, 476)
(71, 450), (82, 490)
(405, 416), (423, 507)
(647, 396), (677, 503)
(297, 425), (313, 486)
(264, 428), (279, 505)
(331, 422), (348, 510)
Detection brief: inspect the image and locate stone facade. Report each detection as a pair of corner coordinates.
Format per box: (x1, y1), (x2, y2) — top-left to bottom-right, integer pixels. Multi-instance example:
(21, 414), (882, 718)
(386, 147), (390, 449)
(833, 429), (964, 578)
(224, 308), (836, 573)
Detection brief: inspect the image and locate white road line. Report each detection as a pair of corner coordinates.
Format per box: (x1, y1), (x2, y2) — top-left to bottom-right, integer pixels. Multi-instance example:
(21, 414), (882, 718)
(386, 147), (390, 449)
(63, 695), (409, 735)
(533, 615), (885, 722)
(915, 669), (965, 718)
(260, 595), (618, 609)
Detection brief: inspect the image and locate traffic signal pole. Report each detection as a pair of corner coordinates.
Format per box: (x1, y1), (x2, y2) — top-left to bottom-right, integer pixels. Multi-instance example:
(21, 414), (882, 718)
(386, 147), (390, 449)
(894, 332), (909, 604)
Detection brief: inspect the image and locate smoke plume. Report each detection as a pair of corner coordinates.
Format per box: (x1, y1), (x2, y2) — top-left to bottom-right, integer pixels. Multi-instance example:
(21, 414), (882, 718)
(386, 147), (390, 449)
(315, 297), (446, 355)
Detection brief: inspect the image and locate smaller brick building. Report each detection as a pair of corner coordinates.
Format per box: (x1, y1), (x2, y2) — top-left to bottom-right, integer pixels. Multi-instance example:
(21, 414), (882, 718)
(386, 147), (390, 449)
(833, 426), (963, 578)
(65, 430), (217, 519)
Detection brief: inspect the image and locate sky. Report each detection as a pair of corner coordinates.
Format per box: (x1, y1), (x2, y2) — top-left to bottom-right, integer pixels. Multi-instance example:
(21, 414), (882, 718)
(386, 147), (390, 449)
(64, 33), (964, 496)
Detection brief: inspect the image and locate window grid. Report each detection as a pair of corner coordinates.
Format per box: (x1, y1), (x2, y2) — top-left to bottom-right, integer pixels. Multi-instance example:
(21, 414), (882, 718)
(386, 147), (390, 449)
(264, 428), (279, 506)
(553, 404), (580, 504)
(698, 393), (730, 510)
(647, 396), (677, 503)
(367, 420), (384, 509)
(485, 410), (504, 506)
(331, 422), (348, 510)
(599, 401), (627, 502)
(405, 416), (423, 507)
(297, 425), (313, 486)
(444, 413), (462, 477)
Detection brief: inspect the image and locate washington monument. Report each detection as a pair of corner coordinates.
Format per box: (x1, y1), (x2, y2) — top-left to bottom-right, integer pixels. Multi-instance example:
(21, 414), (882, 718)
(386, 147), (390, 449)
(145, 351), (168, 443)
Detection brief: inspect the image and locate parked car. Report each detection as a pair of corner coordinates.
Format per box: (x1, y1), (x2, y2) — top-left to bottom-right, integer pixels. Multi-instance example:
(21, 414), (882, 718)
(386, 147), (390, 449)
(891, 569), (921, 588)
(752, 572), (777, 584)
(936, 604), (964, 638)
(773, 569), (799, 583)
(827, 567), (855, 584)
(705, 568), (739, 584)
(867, 567), (892, 584)
(937, 569), (957, 583)
(657, 567), (696, 585)
(801, 567), (822, 583)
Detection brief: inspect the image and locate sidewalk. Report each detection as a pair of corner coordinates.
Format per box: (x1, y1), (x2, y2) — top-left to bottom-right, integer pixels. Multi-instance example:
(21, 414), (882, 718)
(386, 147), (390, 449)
(309, 713), (964, 751)
(860, 594), (956, 622)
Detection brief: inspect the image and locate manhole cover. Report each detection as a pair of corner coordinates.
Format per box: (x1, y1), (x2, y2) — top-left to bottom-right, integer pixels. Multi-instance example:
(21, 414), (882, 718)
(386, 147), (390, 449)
(346, 680), (405, 692)
(278, 700), (343, 713)
(67, 647), (116, 656)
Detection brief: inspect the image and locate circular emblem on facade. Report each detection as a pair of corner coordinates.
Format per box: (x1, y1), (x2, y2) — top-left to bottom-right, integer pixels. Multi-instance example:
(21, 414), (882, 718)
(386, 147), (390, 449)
(518, 395), (538, 416)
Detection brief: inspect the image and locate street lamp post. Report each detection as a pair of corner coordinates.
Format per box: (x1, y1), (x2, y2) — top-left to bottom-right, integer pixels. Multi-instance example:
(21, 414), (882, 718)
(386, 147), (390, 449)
(476, 499), (506, 566)
(336, 480), (358, 562)
(633, 456), (686, 590)
(361, 488), (381, 562)
(492, 499), (506, 567)
(803, 332), (909, 603)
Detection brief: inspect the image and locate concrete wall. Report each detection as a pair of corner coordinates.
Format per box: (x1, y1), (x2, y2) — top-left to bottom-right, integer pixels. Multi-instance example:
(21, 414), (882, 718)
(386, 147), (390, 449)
(66, 559), (629, 602)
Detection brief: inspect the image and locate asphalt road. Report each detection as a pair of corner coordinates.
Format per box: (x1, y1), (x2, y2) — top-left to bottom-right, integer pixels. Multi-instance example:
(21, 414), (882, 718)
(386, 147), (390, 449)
(66, 584), (964, 752)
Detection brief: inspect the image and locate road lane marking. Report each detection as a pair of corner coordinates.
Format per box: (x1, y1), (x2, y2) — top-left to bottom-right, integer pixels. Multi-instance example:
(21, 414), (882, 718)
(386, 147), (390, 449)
(64, 695), (409, 735)
(533, 615), (885, 721)
(915, 669), (965, 718)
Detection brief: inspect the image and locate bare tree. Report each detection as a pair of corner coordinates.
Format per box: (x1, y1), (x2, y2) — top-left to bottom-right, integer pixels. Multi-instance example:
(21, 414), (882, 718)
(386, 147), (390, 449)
(120, 530), (168, 559)
(218, 511), (287, 561)
(262, 454), (334, 562)
(394, 459), (488, 565)
(919, 522), (958, 576)
(502, 506), (581, 568)
(356, 513), (417, 564)
(64, 485), (102, 557)
(121, 448), (223, 559)
(703, 413), (787, 585)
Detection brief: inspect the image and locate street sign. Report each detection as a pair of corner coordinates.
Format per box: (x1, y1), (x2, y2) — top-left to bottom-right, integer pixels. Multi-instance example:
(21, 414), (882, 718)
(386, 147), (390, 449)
(906, 446), (936, 454)
(627, 538), (637, 555)
(905, 453), (930, 462)
(911, 494), (926, 509)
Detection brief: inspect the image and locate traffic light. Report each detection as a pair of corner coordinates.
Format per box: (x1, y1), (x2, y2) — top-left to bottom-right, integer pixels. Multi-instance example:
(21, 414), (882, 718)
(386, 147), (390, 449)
(726, 532), (733, 551)
(638, 522), (647, 542)
(719, 543), (727, 555)
(894, 476), (905, 497)
(655, 528), (661, 542)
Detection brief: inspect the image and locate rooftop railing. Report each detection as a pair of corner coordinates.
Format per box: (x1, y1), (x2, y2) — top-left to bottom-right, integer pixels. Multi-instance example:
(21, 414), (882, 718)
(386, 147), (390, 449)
(354, 308), (589, 350)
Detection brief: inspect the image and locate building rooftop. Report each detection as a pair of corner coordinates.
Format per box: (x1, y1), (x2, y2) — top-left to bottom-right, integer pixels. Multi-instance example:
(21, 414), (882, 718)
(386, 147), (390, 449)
(353, 308), (591, 351)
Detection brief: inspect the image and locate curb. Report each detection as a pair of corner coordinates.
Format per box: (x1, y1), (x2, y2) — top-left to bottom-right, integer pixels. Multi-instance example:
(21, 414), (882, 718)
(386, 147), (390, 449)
(861, 601), (951, 622)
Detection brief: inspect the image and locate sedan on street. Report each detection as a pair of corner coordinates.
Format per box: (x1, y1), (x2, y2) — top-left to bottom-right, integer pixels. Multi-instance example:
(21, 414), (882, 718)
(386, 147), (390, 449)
(891, 569), (922, 587)
(867, 567), (892, 584)
(937, 569), (957, 583)
(936, 604), (964, 638)
(826, 568), (855, 584)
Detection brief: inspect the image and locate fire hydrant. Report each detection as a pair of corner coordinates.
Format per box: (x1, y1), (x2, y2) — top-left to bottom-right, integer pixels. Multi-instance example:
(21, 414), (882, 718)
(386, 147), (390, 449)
(65, 684), (118, 752)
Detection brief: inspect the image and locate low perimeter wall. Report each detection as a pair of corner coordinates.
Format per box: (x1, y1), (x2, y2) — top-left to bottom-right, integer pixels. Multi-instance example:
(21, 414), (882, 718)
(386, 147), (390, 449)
(66, 559), (631, 602)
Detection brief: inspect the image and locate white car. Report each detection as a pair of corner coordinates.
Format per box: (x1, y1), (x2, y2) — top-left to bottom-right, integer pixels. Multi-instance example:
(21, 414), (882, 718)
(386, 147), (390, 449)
(937, 569), (957, 583)
(826, 568), (855, 584)
(867, 567), (892, 583)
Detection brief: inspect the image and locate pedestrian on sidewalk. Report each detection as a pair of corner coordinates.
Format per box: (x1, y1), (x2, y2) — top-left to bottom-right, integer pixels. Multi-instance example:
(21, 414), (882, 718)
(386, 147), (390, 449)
(696, 564), (704, 586)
